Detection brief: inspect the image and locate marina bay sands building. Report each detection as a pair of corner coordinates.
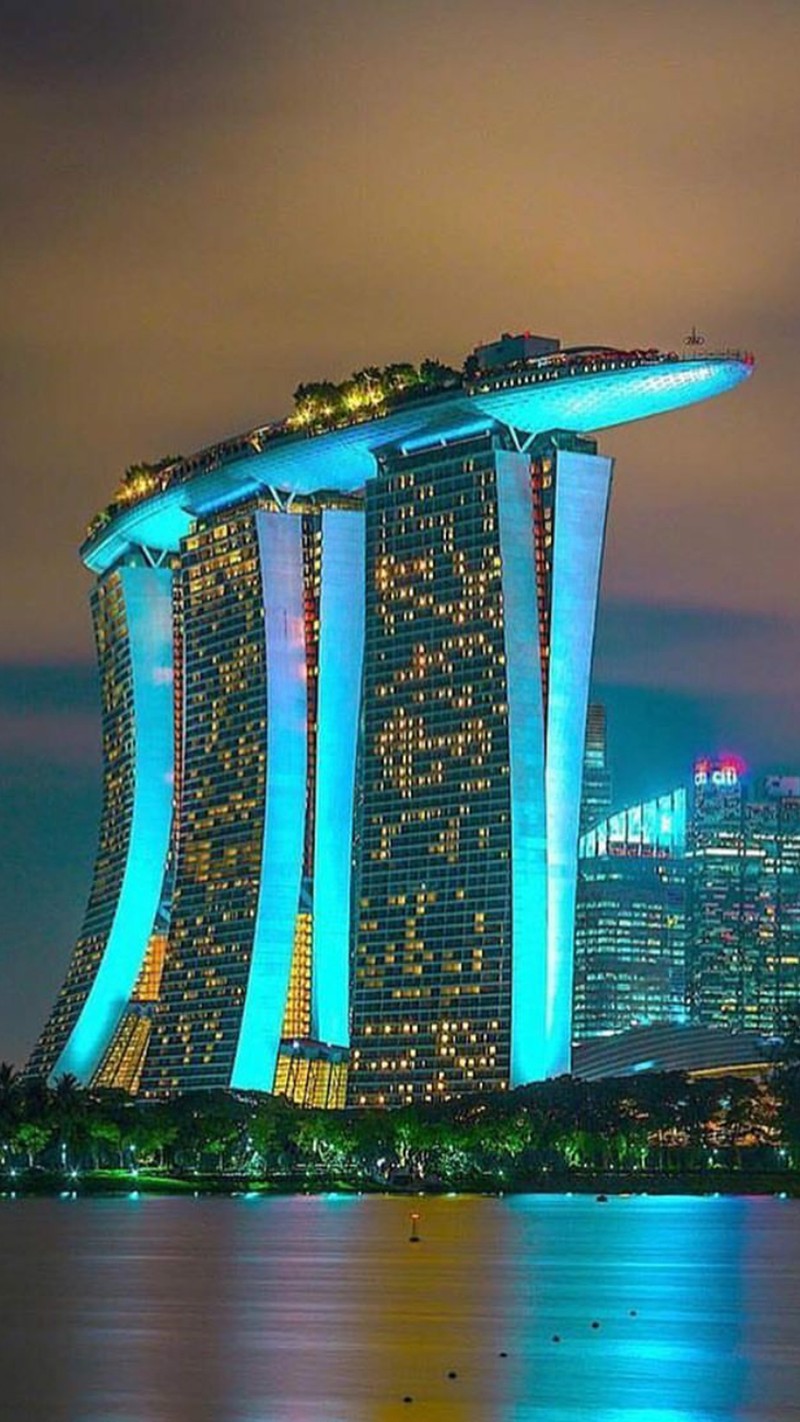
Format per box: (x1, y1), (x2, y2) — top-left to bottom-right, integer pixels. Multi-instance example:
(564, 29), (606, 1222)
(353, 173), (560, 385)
(28, 335), (753, 1103)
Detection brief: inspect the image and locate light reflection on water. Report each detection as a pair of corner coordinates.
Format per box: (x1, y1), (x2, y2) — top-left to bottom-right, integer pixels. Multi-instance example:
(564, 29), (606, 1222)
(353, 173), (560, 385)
(0, 1194), (797, 1421)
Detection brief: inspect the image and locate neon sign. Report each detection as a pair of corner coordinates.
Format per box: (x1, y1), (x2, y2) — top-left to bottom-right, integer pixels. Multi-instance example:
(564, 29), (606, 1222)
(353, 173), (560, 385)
(693, 757), (744, 788)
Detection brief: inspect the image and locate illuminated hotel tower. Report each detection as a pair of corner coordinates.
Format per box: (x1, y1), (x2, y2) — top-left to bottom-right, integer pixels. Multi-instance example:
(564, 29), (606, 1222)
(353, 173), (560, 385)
(350, 429), (611, 1101)
(29, 495), (364, 1100)
(28, 335), (753, 1098)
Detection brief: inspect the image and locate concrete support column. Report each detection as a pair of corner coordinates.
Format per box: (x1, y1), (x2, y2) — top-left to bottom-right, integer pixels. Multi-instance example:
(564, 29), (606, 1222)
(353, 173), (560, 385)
(545, 451), (613, 1077)
(231, 512), (307, 1091)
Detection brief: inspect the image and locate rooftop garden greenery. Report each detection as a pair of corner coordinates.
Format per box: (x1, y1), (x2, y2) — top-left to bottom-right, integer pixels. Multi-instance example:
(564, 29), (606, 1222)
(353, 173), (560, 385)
(288, 358), (461, 432)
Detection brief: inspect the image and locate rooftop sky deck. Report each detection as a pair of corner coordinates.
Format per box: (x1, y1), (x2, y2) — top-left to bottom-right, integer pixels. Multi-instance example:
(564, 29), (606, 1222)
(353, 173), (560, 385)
(81, 351), (753, 574)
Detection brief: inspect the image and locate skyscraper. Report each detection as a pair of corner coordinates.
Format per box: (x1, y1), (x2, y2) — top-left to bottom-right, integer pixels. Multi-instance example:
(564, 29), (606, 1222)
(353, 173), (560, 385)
(28, 494), (365, 1099)
(580, 703), (612, 836)
(349, 427), (612, 1103)
(28, 338), (753, 1098)
(573, 789), (688, 1040)
(688, 760), (800, 1033)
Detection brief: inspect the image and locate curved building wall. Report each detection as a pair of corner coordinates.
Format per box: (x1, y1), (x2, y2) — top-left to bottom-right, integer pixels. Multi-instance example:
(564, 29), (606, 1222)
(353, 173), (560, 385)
(230, 511), (308, 1090)
(494, 448), (547, 1086)
(140, 512), (273, 1093)
(543, 448), (613, 1074)
(139, 498), (365, 1095)
(27, 565), (174, 1083)
(312, 508), (366, 1047)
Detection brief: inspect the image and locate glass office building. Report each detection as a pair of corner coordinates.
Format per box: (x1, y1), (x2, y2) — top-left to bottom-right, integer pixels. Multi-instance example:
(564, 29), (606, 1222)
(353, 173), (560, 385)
(688, 761), (800, 1033)
(574, 790), (688, 1040)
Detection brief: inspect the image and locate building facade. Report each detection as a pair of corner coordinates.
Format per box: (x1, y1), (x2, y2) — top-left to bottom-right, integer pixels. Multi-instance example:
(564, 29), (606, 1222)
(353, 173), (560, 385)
(30, 495), (365, 1100)
(688, 761), (800, 1034)
(572, 1021), (771, 1081)
(573, 790), (688, 1040)
(28, 339), (752, 1099)
(580, 702), (612, 836)
(349, 430), (612, 1102)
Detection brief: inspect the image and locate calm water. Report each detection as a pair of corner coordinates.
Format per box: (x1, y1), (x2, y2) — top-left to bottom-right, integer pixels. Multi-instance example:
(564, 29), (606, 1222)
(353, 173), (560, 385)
(1, 1193), (799, 1421)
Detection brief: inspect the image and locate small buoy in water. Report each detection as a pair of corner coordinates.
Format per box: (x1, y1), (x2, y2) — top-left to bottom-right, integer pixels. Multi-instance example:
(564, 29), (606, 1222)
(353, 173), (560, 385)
(596, 1194), (608, 1203)
(499, 1351), (508, 1358)
(591, 1321), (600, 1330)
(409, 1211), (420, 1243)
(552, 1334), (561, 1344)
(447, 1371), (457, 1379)
(629, 1309), (637, 1317)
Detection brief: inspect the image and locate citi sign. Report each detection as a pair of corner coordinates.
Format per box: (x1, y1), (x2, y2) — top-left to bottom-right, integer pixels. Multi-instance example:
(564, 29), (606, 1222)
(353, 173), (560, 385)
(694, 758), (742, 788)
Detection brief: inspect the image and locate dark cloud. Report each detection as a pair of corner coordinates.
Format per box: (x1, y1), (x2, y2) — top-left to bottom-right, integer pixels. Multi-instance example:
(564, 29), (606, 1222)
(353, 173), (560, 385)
(0, 661), (97, 715)
(0, 0), (230, 80)
(595, 601), (800, 697)
(0, 752), (99, 1068)
(0, 662), (100, 1066)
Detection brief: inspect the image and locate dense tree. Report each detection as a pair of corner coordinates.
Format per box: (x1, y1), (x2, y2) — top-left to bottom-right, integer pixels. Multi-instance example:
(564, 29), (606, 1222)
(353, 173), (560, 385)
(13, 1120), (52, 1168)
(0, 1063), (20, 1165)
(418, 358), (460, 387)
(773, 1059), (800, 1167)
(51, 1074), (91, 1171)
(291, 381), (341, 429)
(290, 358), (463, 430)
(383, 362), (419, 392)
(1, 1067), (794, 1184)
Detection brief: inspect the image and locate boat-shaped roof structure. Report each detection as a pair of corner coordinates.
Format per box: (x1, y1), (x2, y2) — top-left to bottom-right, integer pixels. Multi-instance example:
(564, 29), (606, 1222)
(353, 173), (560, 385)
(82, 349), (753, 573)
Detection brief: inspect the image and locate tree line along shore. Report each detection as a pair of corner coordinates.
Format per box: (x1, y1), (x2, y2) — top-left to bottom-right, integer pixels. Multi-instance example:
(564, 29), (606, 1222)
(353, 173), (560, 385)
(3, 1059), (800, 1195)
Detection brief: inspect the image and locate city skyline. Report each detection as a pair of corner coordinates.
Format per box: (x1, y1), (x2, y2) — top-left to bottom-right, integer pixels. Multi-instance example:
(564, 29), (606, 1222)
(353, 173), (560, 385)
(25, 339), (751, 1097)
(2, 0), (799, 1067)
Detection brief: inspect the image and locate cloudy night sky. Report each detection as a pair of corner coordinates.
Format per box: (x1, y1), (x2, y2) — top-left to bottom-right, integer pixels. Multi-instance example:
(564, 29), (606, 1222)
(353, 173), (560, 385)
(1, 0), (798, 1066)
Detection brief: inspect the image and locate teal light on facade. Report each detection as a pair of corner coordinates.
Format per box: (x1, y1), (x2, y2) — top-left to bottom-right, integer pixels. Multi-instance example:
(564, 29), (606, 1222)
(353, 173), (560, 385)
(231, 513), (308, 1092)
(52, 567), (174, 1084)
(544, 451), (613, 1077)
(81, 358), (752, 576)
(580, 789), (688, 859)
(31, 337), (752, 1101)
(312, 509), (365, 1047)
(495, 449), (548, 1086)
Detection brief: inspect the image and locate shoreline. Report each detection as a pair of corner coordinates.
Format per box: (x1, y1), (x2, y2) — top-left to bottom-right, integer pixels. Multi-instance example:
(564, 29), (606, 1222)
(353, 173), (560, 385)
(3, 1168), (798, 1199)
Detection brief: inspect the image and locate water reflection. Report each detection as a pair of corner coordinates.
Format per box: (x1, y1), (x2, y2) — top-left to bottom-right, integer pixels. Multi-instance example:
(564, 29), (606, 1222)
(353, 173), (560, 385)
(501, 1195), (747, 1421)
(0, 1194), (794, 1421)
